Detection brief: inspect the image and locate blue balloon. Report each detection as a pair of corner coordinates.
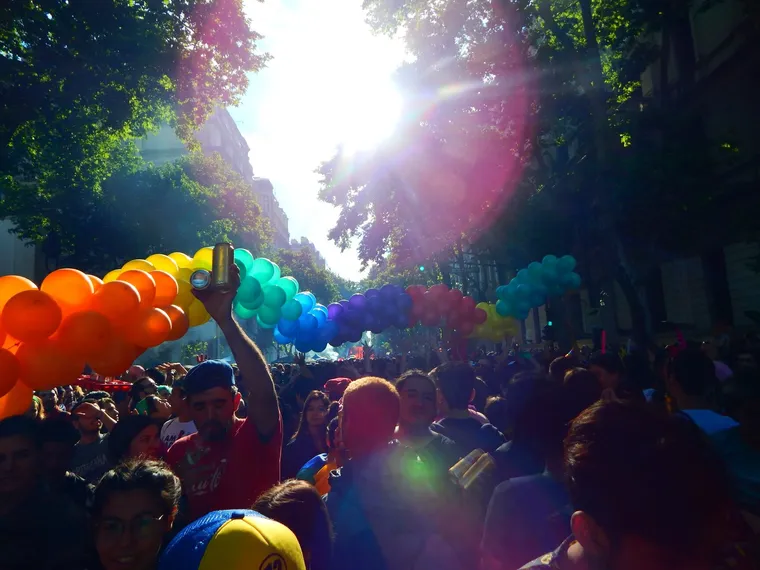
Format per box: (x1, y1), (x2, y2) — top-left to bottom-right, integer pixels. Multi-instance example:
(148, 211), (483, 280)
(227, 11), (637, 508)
(517, 269), (530, 283)
(295, 339), (313, 353)
(565, 272), (581, 290)
(366, 296), (383, 314)
(273, 329), (292, 344)
(495, 300), (511, 316)
(542, 254), (558, 266)
(541, 269), (559, 284)
(313, 304), (328, 317)
(506, 280), (519, 295)
(397, 294), (413, 312)
(557, 255), (577, 273)
(380, 284), (398, 298)
(278, 318), (299, 337)
(365, 288), (380, 299)
(516, 283), (532, 297)
(298, 313), (318, 332)
(295, 292), (316, 313)
(496, 285), (507, 298)
(312, 342), (328, 353)
(311, 309), (327, 327)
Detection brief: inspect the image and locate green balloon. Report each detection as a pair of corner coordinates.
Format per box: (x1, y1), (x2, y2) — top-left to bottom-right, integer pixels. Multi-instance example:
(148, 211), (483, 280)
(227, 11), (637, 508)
(276, 276), (299, 300)
(235, 260), (248, 281)
(281, 298), (303, 321)
(234, 303), (256, 320)
(268, 263), (281, 284)
(251, 258), (275, 283)
(234, 248), (255, 271)
(258, 304), (281, 326)
(263, 285), (287, 308)
(237, 276), (262, 301)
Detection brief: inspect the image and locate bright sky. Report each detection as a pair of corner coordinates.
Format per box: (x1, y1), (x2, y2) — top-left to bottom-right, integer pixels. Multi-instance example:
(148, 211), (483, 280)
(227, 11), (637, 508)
(229, 0), (407, 281)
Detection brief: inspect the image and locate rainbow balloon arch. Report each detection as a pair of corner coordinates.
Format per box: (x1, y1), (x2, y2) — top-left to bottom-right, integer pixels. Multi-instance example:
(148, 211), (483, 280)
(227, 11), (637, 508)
(0, 247), (580, 418)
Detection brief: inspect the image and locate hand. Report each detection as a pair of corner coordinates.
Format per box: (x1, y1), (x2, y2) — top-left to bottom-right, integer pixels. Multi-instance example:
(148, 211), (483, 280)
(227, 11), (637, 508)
(192, 261), (241, 324)
(157, 362), (188, 376)
(294, 352), (306, 367)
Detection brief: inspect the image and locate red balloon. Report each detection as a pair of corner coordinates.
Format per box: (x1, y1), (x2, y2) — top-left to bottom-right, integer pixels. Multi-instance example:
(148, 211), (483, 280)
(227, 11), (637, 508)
(458, 321), (475, 336)
(449, 289), (464, 303)
(461, 296), (476, 313)
(421, 311), (439, 327)
(473, 308), (488, 324)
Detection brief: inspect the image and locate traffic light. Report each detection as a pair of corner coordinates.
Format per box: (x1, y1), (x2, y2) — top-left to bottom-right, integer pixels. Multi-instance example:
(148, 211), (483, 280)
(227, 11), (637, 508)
(419, 265), (425, 272)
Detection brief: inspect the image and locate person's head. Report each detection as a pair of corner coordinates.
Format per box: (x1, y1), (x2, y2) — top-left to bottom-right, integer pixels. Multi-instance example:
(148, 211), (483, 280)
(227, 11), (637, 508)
(93, 459), (180, 570)
(135, 395), (172, 421)
(158, 509), (306, 570)
(155, 386), (172, 400)
(25, 395), (45, 420)
(484, 396), (510, 435)
(72, 401), (103, 436)
(108, 416), (163, 465)
(144, 368), (166, 387)
(565, 401), (730, 569)
(253, 480), (334, 570)
(395, 370), (437, 430)
(340, 376), (399, 457)
(131, 377), (158, 407)
(430, 361), (476, 413)
(588, 352), (624, 390)
(37, 389), (59, 412)
(0, 415), (40, 497)
(562, 368), (602, 412)
(38, 417), (80, 481)
(100, 398), (120, 422)
(127, 365), (146, 382)
(666, 347), (718, 404)
(292, 391), (330, 442)
(326, 416), (340, 451)
(87, 390), (112, 402)
(182, 360), (239, 442)
(167, 379), (189, 418)
(549, 354), (578, 384)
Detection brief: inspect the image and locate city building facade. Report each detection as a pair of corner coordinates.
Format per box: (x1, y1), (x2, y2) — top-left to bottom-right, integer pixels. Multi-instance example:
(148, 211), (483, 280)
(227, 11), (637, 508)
(252, 178), (289, 250)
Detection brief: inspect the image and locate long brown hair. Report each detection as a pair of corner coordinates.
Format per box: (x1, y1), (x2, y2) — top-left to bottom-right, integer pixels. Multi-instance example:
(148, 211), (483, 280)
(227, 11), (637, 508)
(291, 390), (330, 443)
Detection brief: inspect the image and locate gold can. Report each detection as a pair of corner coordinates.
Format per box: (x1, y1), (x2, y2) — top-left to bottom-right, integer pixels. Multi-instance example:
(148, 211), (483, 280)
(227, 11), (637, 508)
(212, 242), (233, 290)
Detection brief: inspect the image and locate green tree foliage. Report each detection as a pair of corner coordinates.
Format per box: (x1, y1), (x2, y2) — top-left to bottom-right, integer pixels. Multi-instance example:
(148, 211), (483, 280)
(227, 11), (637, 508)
(181, 341), (209, 363)
(6, 152), (271, 274)
(1, 0), (268, 225)
(272, 248), (341, 304)
(320, 0), (733, 342)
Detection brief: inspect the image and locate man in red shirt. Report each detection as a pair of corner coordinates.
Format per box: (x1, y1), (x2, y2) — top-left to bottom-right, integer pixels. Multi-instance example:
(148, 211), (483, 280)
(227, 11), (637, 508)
(167, 260), (282, 522)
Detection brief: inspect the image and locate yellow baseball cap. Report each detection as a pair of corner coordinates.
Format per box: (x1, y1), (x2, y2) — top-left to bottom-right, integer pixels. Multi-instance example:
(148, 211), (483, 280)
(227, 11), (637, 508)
(159, 510), (306, 570)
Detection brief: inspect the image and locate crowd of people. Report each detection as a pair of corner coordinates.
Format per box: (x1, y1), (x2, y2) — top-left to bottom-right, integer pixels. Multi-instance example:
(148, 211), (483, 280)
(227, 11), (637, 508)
(1, 261), (759, 570)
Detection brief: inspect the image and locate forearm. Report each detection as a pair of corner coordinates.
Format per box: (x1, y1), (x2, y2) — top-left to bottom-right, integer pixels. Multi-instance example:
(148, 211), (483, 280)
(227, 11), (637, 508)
(100, 412), (117, 432)
(218, 317), (279, 436)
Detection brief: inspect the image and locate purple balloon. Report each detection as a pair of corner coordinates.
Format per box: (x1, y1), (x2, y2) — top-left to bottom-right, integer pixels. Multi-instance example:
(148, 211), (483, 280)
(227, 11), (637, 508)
(365, 288), (380, 299)
(380, 284), (398, 298)
(327, 303), (344, 320)
(349, 294), (367, 311)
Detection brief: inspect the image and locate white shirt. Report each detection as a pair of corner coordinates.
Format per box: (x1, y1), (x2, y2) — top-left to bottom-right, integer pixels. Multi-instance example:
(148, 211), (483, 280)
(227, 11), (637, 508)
(160, 418), (197, 450)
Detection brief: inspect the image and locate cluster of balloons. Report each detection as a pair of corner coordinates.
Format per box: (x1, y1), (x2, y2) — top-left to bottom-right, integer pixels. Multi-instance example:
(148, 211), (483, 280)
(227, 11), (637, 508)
(406, 284), (487, 336)
(274, 293), (337, 354)
(472, 303), (519, 342)
(328, 286), (413, 345)
(230, 251), (301, 330)
(0, 265), (193, 418)
(496, 255), (581, 320)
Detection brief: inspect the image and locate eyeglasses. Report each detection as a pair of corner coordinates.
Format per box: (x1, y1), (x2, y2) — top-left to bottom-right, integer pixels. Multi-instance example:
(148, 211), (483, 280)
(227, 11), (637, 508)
(97, 514), (165, 543)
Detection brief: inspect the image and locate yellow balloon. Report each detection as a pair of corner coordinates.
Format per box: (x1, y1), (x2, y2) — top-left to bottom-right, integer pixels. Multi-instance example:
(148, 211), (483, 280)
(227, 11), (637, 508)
(169, 252), (194, 269)
(174, 280), (195, 310)
(122, 259), (155, 272)
(177, 267), (193, 282)
(187, 299), (211, 327)
(191, 247), (213, 271)
(146, 254), (180, 277)
(103, 269), (122, 283)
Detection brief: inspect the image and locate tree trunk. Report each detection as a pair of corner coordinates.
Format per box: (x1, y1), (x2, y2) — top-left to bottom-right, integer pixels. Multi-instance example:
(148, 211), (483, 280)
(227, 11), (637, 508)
(616, 267), (652, 348)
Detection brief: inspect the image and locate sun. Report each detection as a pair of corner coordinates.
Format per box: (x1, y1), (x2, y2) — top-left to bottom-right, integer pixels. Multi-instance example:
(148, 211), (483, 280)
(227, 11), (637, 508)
(331, 80), (404, 155)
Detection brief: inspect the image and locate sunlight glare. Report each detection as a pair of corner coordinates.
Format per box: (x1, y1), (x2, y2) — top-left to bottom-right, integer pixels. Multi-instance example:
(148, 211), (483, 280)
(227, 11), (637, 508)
(333, 81), (403, 154)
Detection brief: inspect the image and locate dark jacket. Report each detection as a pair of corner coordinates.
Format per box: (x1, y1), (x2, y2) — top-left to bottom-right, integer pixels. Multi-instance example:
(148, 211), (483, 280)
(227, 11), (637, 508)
(431, 417), (505, 458)
(282, 434), (321, 480)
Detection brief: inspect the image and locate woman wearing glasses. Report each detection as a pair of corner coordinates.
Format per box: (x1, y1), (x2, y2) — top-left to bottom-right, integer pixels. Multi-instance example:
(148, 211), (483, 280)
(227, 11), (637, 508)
(93, 459), (180, 570)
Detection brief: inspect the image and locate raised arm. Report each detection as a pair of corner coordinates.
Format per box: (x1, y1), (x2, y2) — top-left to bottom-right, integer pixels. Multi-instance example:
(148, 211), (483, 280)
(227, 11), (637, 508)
(193, 261), (280, 439)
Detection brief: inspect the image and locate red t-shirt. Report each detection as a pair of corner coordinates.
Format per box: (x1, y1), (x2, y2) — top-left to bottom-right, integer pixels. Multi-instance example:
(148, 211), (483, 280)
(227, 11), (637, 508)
(167, 415), (282, 521)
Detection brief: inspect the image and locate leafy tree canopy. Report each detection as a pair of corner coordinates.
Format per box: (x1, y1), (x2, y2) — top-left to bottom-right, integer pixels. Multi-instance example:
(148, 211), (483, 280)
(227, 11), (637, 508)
(1, 0), (268, 209)
(3, 152), (271, 274)
(272, 248), (342, 304)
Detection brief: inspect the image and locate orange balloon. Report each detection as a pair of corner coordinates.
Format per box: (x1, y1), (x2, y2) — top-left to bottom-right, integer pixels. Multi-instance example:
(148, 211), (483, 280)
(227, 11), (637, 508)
(124, 308), (172, 348)
(16, 340), (85, 391)
(0, 348), (20, 398)
(88, 335), (141, 377)
(118, 270), (156, 310)
(87, 274), (104, 293)
(2, 334), (20, 353)
(90, 281), (141, 326)
(162, 305), (190, 341)
(41, 268), (94, 315)
(0, 380), (32, 420)
(150, 270), (179, 307)
(0, 275), (37, 313)
(0, 326), (5, 348)
(2, 290), (62, 343)
(56, 311), (113, 358)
